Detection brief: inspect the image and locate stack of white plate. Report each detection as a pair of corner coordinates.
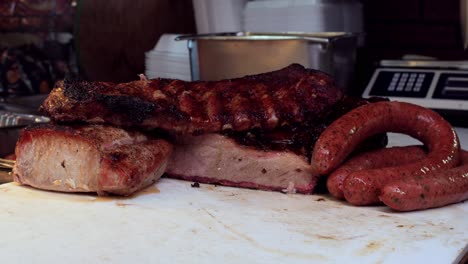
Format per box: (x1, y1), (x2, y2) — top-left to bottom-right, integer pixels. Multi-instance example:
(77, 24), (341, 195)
(244, 0), (363, 34)
(144, 34), (191, 81)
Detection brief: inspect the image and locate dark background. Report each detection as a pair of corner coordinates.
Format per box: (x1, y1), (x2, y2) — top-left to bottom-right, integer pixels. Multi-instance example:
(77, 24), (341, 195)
(1, 0), (467, 95)
(76, 0), (468, 95)
(355, 0), (465, 95)
(363, 0), (462, 60)
(77, 0), (195, 82)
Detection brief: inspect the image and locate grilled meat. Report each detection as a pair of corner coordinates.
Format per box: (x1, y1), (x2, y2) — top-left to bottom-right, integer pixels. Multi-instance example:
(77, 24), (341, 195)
(30, 64), (387, 195)
(222, 96), (388, 158)
(40, 64), (343, 134)
(165, 133), (318, 194)
(13, 124), (173, 196)
(164, 98), (387, 194)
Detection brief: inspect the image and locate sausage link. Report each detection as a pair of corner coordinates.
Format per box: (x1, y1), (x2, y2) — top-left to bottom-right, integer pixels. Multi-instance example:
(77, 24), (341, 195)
(312, 101), (460, 205)
(379, 150), (468, 211)
(327, 146), (427, 199)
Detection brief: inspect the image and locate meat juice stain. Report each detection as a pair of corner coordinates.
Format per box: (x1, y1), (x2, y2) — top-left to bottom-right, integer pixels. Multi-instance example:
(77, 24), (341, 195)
(115, 201), (132, 207)
(92, 196), (118, 202)
(357, 241), (384, 256)
(91, 186), (161, 202)
(202, 208), (328, 260)
(137, 185), (160, 195)
(315, 235), (338, 240)
(65, 195), (132, 205)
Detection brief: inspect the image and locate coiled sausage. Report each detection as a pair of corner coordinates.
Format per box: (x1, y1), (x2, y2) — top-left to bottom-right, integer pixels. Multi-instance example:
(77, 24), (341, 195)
(327, 146), (427, 199)
(379, 150), (468, 211)
(312, 101), (460, 205)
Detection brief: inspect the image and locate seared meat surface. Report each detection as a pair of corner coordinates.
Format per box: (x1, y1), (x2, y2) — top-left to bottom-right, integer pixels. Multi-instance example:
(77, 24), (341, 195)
(13, 124), (172, 196)
(223, 96), (388, 158)
(40, 64), (343, 134)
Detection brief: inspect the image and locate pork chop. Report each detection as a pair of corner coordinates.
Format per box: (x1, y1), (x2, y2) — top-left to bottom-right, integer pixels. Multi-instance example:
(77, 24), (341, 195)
(13, 124), (173, 196)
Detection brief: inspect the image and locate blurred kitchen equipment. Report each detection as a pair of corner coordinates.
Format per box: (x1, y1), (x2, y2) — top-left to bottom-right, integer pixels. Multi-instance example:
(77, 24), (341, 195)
(145, 34), (191, 80)
(0, 110), (50, 158)
(177, 32), (358, 91)
(0, 102), (39, 115)
(192, 0), (247, 33)
(191, 0), (363, 41)
(3, 94), (49, 113)
(363, 59), (468, 127)
(0, 108), (49, 184)
(0, 158), (14, 169)
(244, 0), (363, 36)
(462, 0), (468, 49)
(0, 158), (14, 184)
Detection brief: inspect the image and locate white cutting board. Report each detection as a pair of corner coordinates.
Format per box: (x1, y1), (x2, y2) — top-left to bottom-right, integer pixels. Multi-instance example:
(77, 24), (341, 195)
(0, 179), (467, 264)
(0, 129), (467, 264)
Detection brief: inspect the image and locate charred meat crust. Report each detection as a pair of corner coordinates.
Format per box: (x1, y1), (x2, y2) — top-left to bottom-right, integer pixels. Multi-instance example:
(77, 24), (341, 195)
(61, 80), (158, 125)
(41, 64), (344, 134)
(222, 96), (388, 159)
(95, 94), (155, 124)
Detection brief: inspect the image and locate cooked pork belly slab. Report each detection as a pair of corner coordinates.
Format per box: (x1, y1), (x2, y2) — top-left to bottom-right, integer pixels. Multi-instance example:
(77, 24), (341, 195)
(13, 124), (172, 196)
(165, 134), (318, 194)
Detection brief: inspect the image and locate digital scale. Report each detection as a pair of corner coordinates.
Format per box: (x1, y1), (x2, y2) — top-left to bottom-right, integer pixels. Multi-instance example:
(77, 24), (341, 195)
(363, 60), (468, 126)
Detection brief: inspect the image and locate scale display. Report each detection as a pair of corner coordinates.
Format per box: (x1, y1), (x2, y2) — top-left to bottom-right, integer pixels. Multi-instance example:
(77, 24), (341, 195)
(363, 68), (468, 113)
(433, 74), (468, 100)
(367, 71), (434, 98)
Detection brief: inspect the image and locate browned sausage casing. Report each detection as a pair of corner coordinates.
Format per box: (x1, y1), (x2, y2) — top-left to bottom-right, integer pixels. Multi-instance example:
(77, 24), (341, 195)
(379, 150), (468, 211)
(327, 146), (427, 199)
(312, 101), (460, 205)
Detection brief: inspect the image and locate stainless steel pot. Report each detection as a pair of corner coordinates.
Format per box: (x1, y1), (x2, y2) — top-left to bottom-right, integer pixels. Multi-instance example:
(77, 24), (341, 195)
(176, 32), (358, 91)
